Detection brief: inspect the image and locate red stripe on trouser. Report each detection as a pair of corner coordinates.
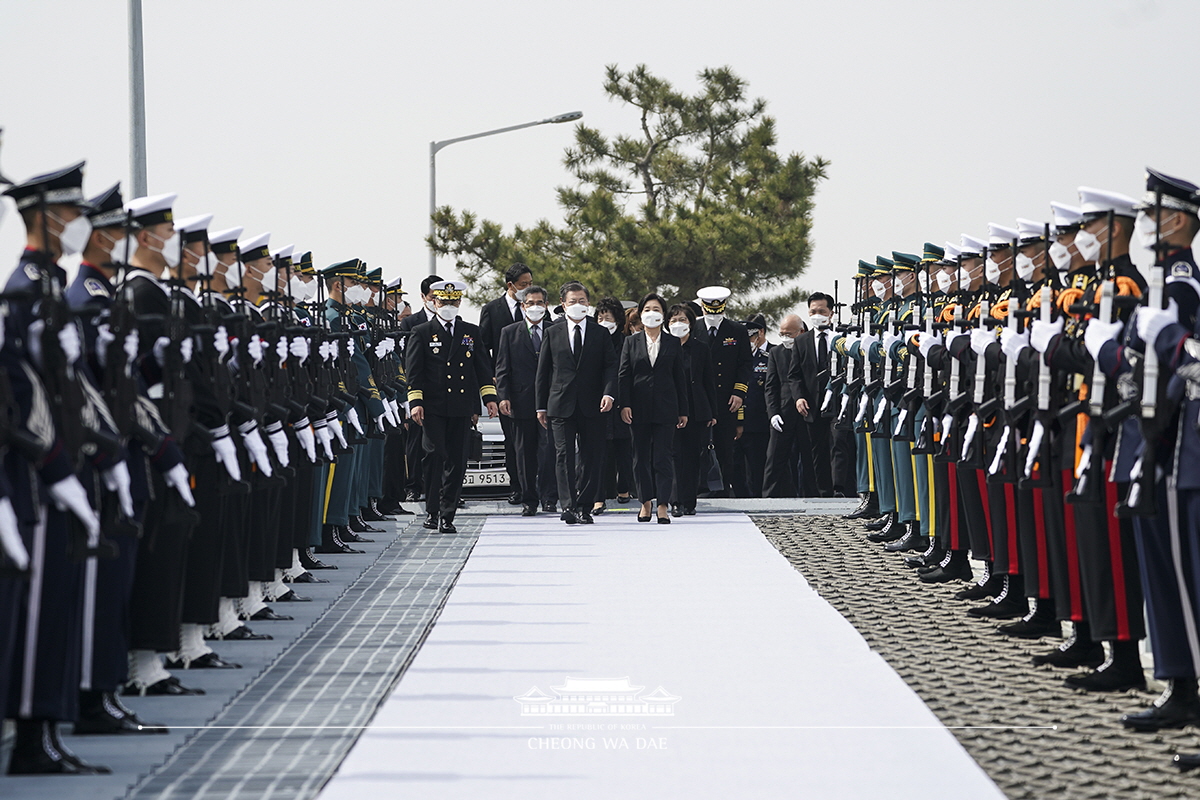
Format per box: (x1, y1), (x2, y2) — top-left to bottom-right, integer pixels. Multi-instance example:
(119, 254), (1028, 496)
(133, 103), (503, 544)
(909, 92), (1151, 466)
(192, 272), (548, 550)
(1033, 487), (1050, 598)
(977, 470), (993, 554)
(1062, 469), (1084, 621)
(1005, 482), (1018, 574)
(948, 463), (960, 549)
(1105, 467), (1131, 640)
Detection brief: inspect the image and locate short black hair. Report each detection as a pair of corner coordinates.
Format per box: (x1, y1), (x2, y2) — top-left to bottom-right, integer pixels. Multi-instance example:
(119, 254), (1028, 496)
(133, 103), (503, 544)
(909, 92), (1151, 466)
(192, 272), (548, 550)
(420, 274), (443, 296)
(522, 284), (548, 303)
(594, 296), (624, 322)
(667, 303), (696, 324)
(504, 262), (532, 286)
(808, 292), (834, 309)
(560, 281), (589, 302)
(636, 292), (669, 315)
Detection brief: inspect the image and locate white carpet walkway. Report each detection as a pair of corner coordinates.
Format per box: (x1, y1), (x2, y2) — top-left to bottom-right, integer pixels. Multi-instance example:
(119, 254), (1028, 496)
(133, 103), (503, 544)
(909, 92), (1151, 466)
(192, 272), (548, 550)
(319, 513), (1005, 799)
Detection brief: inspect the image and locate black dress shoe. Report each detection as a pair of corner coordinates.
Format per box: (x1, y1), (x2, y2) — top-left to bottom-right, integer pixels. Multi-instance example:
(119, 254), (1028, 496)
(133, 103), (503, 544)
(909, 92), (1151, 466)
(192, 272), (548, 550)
(997, 616), (1061, 639)
(405, 490), (422, 502)
(670, 505), (682, 518)
(616, 495), (631, 504)
(291, 570), (329, 583)
(864, 512), (893, 532)
(457, 497), (466, 509)
(1064, 641), (1145, 692)
(250, 607), (293, 621)
(343, 530), (375, 543)
(75, 690), (170, 734)
(843, 491), (879, 520)
(561, 510), (582, 525)
(1032, 632), (1105, 669)
(1121, 679), (1200, 732)
(522, 504), (537, 516)
(360, 505), (392, 522)
(883, 525), (926, 552)
(592, 502), (606, 515)
(348, 515), (383, 534)
(967, 597), (1026, 619)
(165, 651), (242, 669)
(384, 502), (415, 515)
(439, 519), (458, 534)
(657, 515), (671, 524)
(273, 589), (311, 602)
(508, 491), (524, 506)
(867, 516), (905, 543)
(8, 720), (112, 774)
(955, 573), (1003, 601)
(638, 514), (651, 522)
(316, 524), (364, 554)
(543, 501), (557, 513)
(423, 513), (439, 530)
(300, 547), (338, 570)
(123, 677), (205, 696)
(682, 507), (696, 516)
(1175, 753), (1200, 772)
(222, 625), (273, 641)
(580, 512), (594, 524)
(905, 548), (944, 569)
(919, 551), (974, 583)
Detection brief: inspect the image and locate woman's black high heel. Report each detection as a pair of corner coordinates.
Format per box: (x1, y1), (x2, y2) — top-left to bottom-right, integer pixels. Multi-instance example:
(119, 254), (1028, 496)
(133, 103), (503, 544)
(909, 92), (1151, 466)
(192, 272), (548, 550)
(638, 502), (651, 522)
(656, 505), (671, 524)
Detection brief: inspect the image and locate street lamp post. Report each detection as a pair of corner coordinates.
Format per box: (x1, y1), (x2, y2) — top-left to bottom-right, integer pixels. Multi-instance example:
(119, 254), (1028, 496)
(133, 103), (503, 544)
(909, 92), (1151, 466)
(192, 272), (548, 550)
(428, 111), (582, 272)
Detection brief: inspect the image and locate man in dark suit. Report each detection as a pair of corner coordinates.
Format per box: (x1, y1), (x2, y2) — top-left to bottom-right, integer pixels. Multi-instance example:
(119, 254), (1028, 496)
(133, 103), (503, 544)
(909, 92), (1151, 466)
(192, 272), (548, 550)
(734, 314), (772, 497)
(787, 292), (837, 497)
(478, 263), (533, 504)
(763, 314), (806, 497)
(398, 274), (440, 502)
(406, 281), (498, 533)
(535, 281), (618, 524)
(695, 286), (752, 497)
(495, 284), (552, 516)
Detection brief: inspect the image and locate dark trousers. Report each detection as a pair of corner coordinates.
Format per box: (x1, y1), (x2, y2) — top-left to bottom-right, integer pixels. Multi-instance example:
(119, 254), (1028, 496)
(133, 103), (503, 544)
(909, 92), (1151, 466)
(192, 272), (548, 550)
(712, 408), (738, 496)
(603, 437), (634, 500)
(804, 416), (834, 497)
(550, 413), (604, 511)
(129, 471), (196, 652)
(672, 420), (707, 509)
(538, 424), (558, 505)
(833, 425), (856, 497)
(181, 452), (226, 625)
(511, 416), (543, 506)
(764, 407), (803, 497)
(499, 413), (520, 491)
(382, 430), (407, 503)
(422, 413), (469, 521)
(632, 422), (677, 504)
(404, 421), (425, 497)
(735, 431), (769, 498)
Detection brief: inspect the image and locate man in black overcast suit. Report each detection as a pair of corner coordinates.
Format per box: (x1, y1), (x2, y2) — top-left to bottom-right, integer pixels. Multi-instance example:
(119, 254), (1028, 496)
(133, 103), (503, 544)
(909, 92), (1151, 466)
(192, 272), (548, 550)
(787, 292), (837, 497)
(478, 263), (534, 504)
(535, 281), (618, 524)
(398, 274), (440, 502)
(495, 284), (553, 516)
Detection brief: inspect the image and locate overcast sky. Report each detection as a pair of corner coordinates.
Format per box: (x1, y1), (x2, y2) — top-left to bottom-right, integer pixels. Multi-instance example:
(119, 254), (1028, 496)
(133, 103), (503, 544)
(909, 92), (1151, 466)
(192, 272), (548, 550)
(3, 0), (1198, 317)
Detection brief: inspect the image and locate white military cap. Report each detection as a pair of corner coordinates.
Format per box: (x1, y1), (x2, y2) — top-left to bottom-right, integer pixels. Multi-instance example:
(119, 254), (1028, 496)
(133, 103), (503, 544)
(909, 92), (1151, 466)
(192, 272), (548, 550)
(696, 285), (731, 314)
(430, 280), (465, 299)
(239, 232), (271, 262)
(942, 242), (961, 263)
(271, 243), (294, 261)
(125, 192), (177, 226)
(1050, 202), (1083, 231)
(174, 213), (213, 238)
(959, 234), (988, 256)
(1016, 218), (1046, 243)
(209, 226), (243, 253)
(987, 223), (1019, 246)
(1077, 187), (1138, 219)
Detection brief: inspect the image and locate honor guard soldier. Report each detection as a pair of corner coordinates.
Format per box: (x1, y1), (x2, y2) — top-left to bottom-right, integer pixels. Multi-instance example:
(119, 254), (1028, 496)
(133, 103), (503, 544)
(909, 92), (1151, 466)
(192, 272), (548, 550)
(734, 313), (771, 497)
(839, 260), (881, 520)
(379, 276), (415, 516)
(695, 286), (751, 496)
(405, 280), (498, 532)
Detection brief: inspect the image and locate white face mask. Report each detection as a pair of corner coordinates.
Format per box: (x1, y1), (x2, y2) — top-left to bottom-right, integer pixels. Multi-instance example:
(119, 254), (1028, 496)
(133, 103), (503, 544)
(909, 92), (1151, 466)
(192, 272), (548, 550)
(641, 310), (663, 329)
(192, 251), (218, 277)
(668, 321), (690, 338)
(871, 280), (886, 298)
(704, 313), (724, 326)
(525, 305), (547, 323)
(936, 271), (954, 292)
(1074, 227), (1103, 262)
(436, 303), (459, 322)
(958, 269), (974, 291)
(257, 266), (278, 290)
(1048, 240), (1073, 271)
(300, 278), (319, 302)
(916, 271), (929, 293)
(1015, 253), (1036, 282)
(105, 232), (137, 264)
(599, 318), (617, 332)
(809, 314), (830, 328)
(54, 212), (92, 256)
(984, 257), (1001, 284)
(564, 303), (588, 321)
(148, 231), (182, 268)
(424, 299), (436, 316)
(782, 335), (796, 349)
(288, 274), (307, 298)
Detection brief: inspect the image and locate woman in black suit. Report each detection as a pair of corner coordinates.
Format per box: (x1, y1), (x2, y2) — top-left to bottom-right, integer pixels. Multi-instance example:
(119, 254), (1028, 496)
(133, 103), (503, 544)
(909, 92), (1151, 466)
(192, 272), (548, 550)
(667, 303), (718, 516)
(594, 297), (634, 515)
(619, 293), (689, 523)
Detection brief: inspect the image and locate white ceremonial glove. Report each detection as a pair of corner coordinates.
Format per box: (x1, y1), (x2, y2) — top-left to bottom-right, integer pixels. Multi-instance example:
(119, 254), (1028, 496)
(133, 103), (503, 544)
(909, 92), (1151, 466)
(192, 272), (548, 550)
(346, 338), (355, 358)
(401, 400), (410, 418)
(313, 423), (335, 460)
(290, 336), (310, 364)
(275, 337), (289, 367)
(248, 334), (266, 365)
(123, 327), (140, 365)
(163, 462), (195, 507)
(209, 427), (243, 482)
(101, 461), (135, 519)
(1029, 318), (1063, 354)
(345, 406), (365, 436)
(917, 332), (941, 360)
(999, 329), (1030, 362)
(180, 336), (194, 364)
(0, 496), (30, 571)
(1135, 298), (1180, 350)
(943, 329), (962, 352)
(213, 326), (230, 358)
(267, 426), (291, 469)
(48, 475), (100, 543)
(294, 421), (317, 463)
(153, 335), (170, 367)
(770, 414), (785, 432)
(58, 323), (82, 366)
(882, 332), (901, 353)
(238, 422), (274, 477)
(328, 340), (340, 360)
(969, 328), (993, 356)
(327, 414), (348, 449)
(1084, 318), (1124, 361)
(374, 340), (389, 359)
(857, 333), (878, 352)
(95, 323), (115, 368)
(376, 412), (389, 431)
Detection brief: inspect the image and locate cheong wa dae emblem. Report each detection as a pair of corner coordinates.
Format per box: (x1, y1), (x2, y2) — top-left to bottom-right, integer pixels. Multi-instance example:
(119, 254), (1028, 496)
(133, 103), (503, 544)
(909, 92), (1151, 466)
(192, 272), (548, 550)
(514, 676), (681, 716)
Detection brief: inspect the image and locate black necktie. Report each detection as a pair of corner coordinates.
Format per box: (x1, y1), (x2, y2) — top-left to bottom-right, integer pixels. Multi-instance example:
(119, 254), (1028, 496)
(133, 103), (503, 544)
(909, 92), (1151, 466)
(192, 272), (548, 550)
(817, 330), (828, 367)
(531, 323), (542, 353)
(513, 301), (522, 323)
(573, 324), (583, 363)
(709, 326), (718, 341)
(445, 321), (453, 340)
